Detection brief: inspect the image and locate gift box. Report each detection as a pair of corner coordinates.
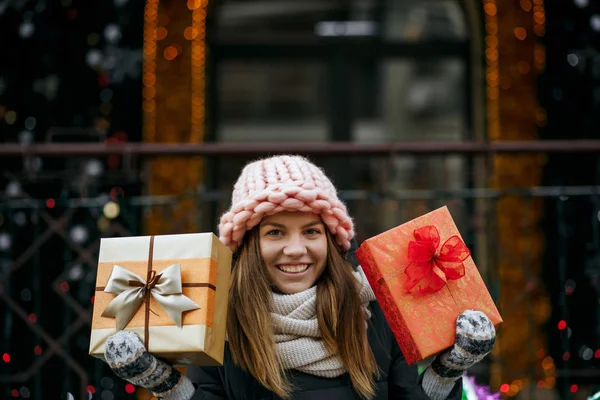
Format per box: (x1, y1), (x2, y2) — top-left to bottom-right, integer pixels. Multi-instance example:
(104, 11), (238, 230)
(355, 206), (502, 365)
(89, 233), (232, 366)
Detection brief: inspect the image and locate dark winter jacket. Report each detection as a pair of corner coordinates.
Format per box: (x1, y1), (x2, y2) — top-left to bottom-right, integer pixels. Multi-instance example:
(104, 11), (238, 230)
(186, 301), (462, 400)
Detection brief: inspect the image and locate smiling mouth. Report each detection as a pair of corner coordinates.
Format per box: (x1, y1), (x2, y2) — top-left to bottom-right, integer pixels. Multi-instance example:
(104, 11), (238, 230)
(276, 264), (310, 273)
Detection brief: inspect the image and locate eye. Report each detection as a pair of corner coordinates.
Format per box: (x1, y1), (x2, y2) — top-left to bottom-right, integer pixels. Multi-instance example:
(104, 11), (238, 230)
(305, 228), (322, 235)
(266, 229), (283, 236)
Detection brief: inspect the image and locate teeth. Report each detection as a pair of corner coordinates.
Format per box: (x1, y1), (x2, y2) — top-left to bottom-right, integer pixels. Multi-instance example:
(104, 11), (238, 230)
(278, 264), (309, 273)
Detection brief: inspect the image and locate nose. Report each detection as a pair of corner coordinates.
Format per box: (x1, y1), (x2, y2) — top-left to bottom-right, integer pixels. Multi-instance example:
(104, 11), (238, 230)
(283, 235), (308, 257)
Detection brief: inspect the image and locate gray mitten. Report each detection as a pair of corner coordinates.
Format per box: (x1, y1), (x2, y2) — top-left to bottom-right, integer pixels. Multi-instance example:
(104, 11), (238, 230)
(104, 331), (195, 400)
(422, 310), (496, 400)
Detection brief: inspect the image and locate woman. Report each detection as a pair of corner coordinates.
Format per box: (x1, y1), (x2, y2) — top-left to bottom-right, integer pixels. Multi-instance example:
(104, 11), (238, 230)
(104, 155), (496, 399)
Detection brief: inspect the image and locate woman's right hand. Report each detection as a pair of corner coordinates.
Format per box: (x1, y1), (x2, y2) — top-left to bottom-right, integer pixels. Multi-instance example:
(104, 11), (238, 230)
(104, 331), (196, 400)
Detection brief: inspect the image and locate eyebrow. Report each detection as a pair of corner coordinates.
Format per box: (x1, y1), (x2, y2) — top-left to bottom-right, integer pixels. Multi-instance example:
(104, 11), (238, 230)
(261, 220), (323, 229)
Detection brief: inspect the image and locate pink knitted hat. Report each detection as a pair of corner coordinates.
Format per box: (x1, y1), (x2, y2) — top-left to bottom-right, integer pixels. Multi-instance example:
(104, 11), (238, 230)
(218, 155), (354, 252)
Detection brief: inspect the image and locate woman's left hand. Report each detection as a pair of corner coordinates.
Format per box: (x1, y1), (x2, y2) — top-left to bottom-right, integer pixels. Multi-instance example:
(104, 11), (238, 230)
(433, 310), (496, 377)
(421, 310), (496, 400)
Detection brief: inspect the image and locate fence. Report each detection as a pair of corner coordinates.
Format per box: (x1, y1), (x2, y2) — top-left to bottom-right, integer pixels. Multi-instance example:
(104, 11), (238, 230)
(0, 142), (598, 399)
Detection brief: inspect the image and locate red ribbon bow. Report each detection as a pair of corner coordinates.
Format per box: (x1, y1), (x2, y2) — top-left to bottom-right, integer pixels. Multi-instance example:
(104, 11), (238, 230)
(403, 225), (470, 295)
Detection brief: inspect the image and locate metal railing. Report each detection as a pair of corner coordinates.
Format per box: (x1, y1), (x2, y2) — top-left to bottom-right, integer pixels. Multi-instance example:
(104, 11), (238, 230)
(1, 140), (600, 157)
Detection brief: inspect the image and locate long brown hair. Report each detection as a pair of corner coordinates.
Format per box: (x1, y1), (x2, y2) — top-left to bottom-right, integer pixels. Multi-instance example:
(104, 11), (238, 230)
(226, 226), (379, 399)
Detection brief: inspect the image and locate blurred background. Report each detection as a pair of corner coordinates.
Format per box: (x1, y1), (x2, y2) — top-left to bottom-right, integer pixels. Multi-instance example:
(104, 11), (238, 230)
(1, 0), (599, 399)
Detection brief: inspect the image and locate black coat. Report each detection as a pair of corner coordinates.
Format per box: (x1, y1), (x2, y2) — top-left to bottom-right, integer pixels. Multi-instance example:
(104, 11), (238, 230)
(186, 301), (462, 400)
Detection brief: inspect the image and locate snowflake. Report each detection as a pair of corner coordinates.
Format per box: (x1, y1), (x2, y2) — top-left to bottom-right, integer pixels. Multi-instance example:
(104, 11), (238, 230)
(32, 74), (60, 101)
(102, 45), (143, 84)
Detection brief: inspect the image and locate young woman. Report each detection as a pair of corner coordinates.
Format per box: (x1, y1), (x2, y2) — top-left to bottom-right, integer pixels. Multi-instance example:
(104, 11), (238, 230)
(104, 155), (496, 400)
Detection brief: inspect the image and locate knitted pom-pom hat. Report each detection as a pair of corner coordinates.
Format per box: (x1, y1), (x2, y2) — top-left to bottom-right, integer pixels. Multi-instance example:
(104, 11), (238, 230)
(218, 155), (354, 252)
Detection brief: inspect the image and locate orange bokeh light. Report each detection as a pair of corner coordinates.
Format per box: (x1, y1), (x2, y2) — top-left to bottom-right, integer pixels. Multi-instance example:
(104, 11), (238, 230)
(193, 9), (207, 21)
(486, 35), (499, 47)
(484, 3), (497, 16)
(518, 61), (531, 75)
(143, 86), (156, 100)
(187, 0), (202, 10)
(156, 26), (168, 40)
(164, 45), (179, 60)
(520, 0), (532, 12)
(534, 12), (546, 24)
(485, 23), (498, 35)
(486, 48), (499, 61)
(184, 26), (198, 40)
(143, 73), (156, 86)
(514, 27), (527, 40)
(534, 25), (546, 37)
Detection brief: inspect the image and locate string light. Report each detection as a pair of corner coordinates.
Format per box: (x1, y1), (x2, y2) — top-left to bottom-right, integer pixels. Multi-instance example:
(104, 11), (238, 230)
(143, 0), (206, 236)
(536, 348), (545, 358)
(540, 355), (556, 388)
(486, 0), (548, 392)
(143, 0), (159, 143)
(533, 0), (546, 72)
(534, 45), (545, 72)
(190, 0), (207, 144)
(125, 384), (135, 394)
(164, 45), (178, 60)
(484, 0), (500, 140)
(570, 384), (578, 393)
(520, 0), (533, 12)
(109, 187), (125, 200)
(156, 26), (168, 40)
(533, 0), (545, 37)
(514, 27), (527, 40)
(508, 382), (521, 396)
(103, 201), (120, 219)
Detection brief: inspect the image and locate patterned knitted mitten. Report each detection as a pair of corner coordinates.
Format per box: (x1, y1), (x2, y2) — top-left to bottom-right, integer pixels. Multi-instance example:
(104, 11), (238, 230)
(104, 331), (195, 400)
(422, 310), (496, 400)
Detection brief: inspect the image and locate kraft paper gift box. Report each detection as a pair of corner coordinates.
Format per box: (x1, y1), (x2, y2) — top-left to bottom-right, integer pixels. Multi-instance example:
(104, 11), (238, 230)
(355, 206), (502, 365)
(89, 233), (232, 366)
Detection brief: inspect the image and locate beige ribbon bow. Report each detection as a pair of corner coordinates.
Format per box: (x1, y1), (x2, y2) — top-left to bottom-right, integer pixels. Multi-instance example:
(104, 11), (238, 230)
(101, 264), (200, 330)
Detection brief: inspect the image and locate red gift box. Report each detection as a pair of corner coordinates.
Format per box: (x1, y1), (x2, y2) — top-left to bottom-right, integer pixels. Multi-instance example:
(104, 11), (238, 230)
(356, 206), (502, 365)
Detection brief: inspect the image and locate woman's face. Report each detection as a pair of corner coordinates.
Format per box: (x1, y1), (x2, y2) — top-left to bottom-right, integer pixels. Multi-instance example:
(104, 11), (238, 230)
(259, 211), (328, 294)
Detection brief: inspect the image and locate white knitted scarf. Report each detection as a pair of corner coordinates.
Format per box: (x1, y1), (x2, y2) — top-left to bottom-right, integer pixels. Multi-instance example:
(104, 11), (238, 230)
(270, 267), (376, 378)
